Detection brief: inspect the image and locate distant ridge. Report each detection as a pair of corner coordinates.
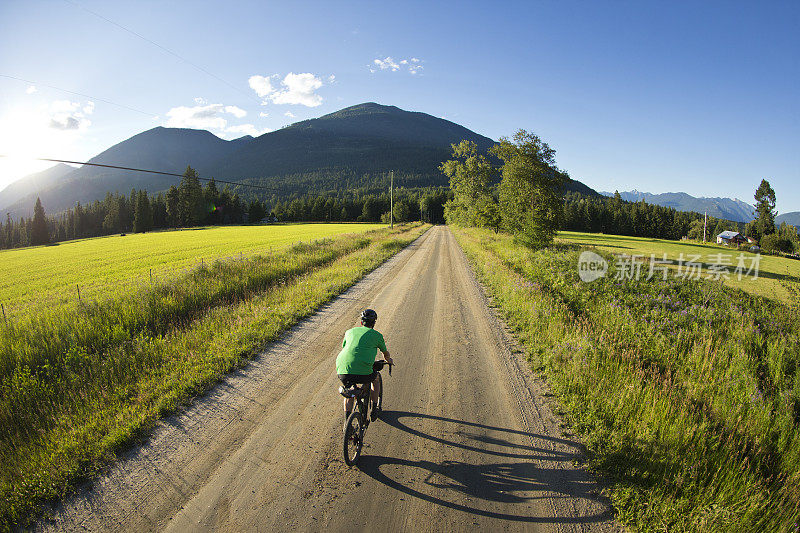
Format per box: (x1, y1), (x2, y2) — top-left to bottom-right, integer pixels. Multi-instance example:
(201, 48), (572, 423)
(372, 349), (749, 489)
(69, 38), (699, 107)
(3, 128), (254, 217)
(600, 189), (755, 222)
(0, 163), (74, 210)
(776, 211), (800, 228)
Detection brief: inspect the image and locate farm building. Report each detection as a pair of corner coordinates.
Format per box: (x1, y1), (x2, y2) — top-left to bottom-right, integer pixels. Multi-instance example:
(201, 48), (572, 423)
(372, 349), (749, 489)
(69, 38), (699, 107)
(717, 230), (746, 245)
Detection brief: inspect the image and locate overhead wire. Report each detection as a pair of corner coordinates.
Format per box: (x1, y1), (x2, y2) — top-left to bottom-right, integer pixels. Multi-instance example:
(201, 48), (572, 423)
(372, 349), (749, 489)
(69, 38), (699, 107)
(62, 0), (262, 106)
(0, 74), (155, 116)
(0, 155), (279, 192)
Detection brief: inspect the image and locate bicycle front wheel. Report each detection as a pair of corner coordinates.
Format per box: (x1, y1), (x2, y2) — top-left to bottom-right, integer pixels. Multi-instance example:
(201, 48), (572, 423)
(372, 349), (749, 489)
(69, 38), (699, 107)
(343, 411), (364, 466)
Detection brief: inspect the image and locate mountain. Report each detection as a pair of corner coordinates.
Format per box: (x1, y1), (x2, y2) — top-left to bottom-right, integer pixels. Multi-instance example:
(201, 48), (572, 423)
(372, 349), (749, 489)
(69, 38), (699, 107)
(3, 102), (599, 216)
(209, 102), (598, 196)
(3, 128), (254, 217)
(0, 163), (74, 211)
(776, 212), (800, 228)
(600, 190), (755, 222)
(209, 103), (495, 184)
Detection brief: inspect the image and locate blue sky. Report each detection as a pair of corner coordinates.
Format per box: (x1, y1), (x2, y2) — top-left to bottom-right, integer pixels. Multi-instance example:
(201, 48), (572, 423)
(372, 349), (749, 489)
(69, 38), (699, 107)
(1, 1), (798, 212)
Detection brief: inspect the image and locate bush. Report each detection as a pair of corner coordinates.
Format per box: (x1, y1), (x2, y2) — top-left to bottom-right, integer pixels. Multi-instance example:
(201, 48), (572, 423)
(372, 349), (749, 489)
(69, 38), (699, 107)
(761, 234), (795, 254)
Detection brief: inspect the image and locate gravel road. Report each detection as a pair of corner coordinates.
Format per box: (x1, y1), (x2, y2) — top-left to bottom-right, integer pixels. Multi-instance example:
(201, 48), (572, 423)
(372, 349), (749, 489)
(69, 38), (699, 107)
(37, 226), (618, 532)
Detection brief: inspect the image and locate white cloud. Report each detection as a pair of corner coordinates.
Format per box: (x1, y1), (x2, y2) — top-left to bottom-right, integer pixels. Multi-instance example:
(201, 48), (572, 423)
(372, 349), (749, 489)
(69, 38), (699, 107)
(166, 104), (228, 130)
(224, 105), (247, 118)
(248, 75), (275, 98)
(327, 74), (336, 84)
(26, 85), (37, 94)
(270, 73), (323, 107)
(369, 56), (424, 75)
(48, 100), (91, 131)
(284, 111), (295, 118)
(373, 57), (400, 72)
(194, 97), (207, 104)
(259, 111), (269, 118)
(248, 72), (326, 107)
(163, 101), (273, 138)
(225, 124), (271, 137)
(49, 116), (81, 130)
(164, 102), (255, 132)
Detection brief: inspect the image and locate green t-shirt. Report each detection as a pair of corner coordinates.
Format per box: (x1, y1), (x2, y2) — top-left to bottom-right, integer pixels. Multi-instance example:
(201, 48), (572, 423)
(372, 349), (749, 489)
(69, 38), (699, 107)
(335, 326), (387, 375)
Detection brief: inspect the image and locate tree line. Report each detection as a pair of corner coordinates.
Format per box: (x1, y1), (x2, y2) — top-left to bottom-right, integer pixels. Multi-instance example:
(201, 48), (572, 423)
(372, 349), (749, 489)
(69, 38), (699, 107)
(0, 167), (450, 250)
(443, 133), (800, 253)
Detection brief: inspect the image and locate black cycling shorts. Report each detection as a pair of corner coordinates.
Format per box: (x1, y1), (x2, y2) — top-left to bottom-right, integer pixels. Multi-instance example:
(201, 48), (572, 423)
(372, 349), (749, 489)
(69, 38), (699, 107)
(338, 371), (378, 386)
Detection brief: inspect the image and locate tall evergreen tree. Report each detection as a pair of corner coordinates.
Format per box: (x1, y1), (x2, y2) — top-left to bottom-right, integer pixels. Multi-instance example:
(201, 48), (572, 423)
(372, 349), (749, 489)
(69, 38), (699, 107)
(30, 197), (49, 245)
(133, 190), (153, 233)
(754, 179), (776, 237)
(179, 166), (204, 226)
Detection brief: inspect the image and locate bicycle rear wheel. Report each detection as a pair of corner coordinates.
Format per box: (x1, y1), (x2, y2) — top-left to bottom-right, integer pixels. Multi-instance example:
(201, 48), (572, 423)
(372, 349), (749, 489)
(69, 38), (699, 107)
(343, 411), (364, 466)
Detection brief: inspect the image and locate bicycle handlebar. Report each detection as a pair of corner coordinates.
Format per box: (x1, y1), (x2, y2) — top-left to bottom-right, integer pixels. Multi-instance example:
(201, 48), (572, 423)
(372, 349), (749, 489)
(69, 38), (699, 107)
(374, 360), (393, 375)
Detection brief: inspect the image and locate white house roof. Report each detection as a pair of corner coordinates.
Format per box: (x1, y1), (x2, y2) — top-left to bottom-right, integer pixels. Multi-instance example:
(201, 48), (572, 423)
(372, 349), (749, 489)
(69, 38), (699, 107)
(718, 230), (741, 239)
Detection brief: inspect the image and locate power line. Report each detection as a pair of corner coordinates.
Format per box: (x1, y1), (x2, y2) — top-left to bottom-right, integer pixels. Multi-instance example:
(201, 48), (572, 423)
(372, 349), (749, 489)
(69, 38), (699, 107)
(63, 0), (261, 106)
(0, 74), (155, 116)
(0, 155), (278, 192)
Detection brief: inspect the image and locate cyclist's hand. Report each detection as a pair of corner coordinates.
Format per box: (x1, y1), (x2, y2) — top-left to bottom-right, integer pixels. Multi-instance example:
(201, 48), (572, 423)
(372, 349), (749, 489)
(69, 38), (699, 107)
(384, 356), (393, 365)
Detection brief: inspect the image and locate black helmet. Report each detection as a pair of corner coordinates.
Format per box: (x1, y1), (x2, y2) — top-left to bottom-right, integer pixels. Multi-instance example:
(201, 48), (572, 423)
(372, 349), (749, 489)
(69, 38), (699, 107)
(360, 309), (378, 323)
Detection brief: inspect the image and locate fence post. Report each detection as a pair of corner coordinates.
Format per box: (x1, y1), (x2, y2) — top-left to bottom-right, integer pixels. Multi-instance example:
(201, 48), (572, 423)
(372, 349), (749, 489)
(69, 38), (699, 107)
(77, 284), (81, 303)
(1, 303), (6, 325)
(150, 268), (153, 283)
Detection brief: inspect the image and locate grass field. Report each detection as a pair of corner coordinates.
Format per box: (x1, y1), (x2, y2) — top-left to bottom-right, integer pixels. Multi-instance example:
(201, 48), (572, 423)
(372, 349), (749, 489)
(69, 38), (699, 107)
(0, 222), (426, 528)
(455, 227), (800, 532)
(0, 223), (383, 315)
(558, 231), (800, 303)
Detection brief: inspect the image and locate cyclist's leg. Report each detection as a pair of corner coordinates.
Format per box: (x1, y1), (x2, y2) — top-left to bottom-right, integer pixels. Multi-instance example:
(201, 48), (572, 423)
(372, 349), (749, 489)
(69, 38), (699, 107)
(370, 373), (381, 408)
(343, 396), (355, 416)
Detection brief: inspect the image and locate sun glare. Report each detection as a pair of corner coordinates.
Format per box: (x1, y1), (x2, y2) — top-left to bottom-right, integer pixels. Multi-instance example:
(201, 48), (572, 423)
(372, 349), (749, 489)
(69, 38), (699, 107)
(0, 104), (88, 191)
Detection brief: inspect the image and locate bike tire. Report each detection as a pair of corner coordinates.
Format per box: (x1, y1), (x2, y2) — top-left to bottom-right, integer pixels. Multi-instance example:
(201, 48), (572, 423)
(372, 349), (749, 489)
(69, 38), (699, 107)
(343, 410), (364, 466)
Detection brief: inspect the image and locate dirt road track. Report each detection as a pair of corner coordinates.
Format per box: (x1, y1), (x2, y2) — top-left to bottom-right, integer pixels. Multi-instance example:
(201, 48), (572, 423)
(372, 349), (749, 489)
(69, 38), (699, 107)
(38, 226), (618, 532)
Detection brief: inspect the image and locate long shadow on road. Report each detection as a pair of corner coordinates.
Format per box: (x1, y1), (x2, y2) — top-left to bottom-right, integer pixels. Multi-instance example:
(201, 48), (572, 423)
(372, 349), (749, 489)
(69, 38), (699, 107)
(356, 410), (612, 525)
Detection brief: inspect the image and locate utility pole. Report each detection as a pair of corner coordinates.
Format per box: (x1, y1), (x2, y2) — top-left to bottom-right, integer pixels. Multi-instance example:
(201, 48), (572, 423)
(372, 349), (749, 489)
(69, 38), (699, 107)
(703, 211), (707, 243)
(390, 170), (394, 229)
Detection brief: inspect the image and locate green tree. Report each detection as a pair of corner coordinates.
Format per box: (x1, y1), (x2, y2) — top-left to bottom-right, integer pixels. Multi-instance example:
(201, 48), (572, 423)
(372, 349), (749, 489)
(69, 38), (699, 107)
(30, 197), (49, 245)
(440, 140), (496, 227)
(178, 166), (204, 226)
(248, 199), (266, 223)
(361, 197), (381, 222)
(133, 190), (153, 233)
(165, 186), (180, 227)
(491, 130), (568, 248)
(204, 179), (220, 225)
(754, 179), (776, 237)
(745, 219), (761, 243)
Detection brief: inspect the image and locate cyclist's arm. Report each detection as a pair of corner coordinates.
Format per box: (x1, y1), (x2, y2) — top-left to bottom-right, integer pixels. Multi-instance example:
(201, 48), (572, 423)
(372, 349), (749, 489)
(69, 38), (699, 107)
(379, 348), (393, 365)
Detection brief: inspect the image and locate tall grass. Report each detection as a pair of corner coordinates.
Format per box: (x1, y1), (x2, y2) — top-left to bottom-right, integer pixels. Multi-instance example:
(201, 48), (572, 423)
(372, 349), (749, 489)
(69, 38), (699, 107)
(0, 223), (426, 529)
(454, 227), (800, 532)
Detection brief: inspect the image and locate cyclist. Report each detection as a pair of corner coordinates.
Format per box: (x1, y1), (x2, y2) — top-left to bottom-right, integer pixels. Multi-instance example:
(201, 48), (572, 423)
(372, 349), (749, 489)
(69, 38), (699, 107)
(336, 308), (393, 424)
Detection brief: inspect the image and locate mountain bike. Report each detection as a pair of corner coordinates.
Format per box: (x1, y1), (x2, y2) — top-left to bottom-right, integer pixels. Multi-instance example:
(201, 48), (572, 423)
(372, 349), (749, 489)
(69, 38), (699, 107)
(339, 360), (392, 466)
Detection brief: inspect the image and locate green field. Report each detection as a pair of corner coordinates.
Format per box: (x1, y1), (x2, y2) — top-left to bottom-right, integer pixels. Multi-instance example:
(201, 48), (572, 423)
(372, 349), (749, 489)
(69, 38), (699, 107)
(455, 227), (800, 531)
(558, 231), (800, 302)
(0, 223), (383, 315)
(0, 222), (426, 528)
